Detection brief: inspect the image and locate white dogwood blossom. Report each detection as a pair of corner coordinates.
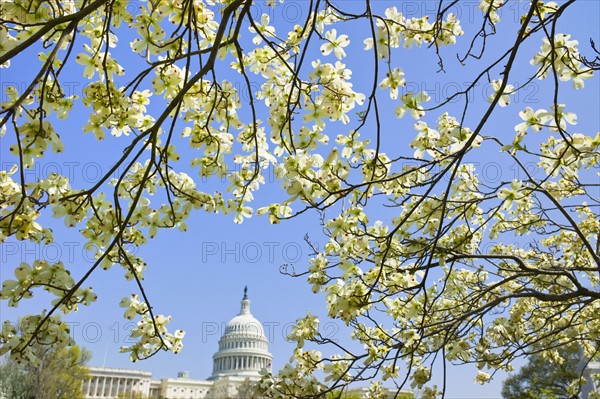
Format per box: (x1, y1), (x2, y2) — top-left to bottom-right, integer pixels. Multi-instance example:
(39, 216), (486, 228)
(320, 29), (350, 60)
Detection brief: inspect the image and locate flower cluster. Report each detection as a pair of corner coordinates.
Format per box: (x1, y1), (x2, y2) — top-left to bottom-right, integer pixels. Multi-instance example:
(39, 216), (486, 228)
(364, 7), (463, 58)
(531, 33), (594, 89)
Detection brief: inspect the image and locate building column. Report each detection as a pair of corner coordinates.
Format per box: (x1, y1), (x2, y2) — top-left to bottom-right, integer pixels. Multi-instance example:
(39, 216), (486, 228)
(96, 376), (102, 397)
(93, 377), (99, 397)
(116, 378), (121, 396)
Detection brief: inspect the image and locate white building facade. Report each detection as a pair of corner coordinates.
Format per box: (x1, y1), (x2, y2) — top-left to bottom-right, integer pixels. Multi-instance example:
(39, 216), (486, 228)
(84, 367), (153, 398)
(84, 288), (272, 399)
(583, 361), (600, 399)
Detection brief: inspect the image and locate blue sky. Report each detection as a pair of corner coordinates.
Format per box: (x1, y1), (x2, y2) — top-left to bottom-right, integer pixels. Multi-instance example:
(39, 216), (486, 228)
(1, 1), (599, 397)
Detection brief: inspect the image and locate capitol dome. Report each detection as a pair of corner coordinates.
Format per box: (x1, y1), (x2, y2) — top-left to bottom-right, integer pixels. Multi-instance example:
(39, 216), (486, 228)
(210, 287), (272, 380)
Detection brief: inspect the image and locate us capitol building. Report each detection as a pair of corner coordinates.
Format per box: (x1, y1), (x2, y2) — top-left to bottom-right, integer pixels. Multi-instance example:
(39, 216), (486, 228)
(84, 288), (600, 399)
(84, 288), (273, 399)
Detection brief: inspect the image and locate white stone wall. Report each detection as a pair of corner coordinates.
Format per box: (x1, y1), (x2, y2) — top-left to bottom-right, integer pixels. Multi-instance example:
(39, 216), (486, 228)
(159, 378), (213, 399)
(583, 361), (600, 399)
(84, 367), (152, 398)
(84, 368), (246, 399)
